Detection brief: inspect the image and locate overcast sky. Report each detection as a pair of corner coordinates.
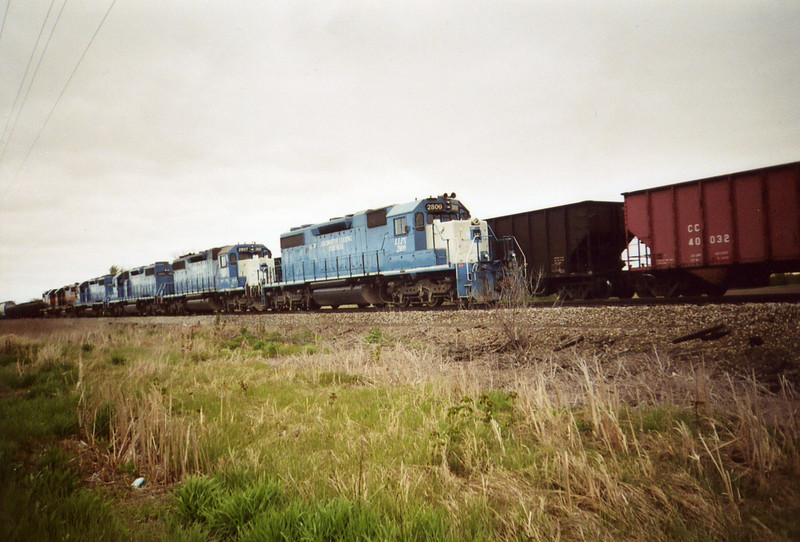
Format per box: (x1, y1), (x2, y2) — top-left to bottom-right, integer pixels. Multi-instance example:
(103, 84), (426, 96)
(1, 1), (798, 302)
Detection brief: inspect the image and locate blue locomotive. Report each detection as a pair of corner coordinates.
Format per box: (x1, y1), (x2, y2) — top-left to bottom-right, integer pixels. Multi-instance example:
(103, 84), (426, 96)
(169, 244), (272, 313)
(262, 193), (516, 309)
(67, 243), (273, 316)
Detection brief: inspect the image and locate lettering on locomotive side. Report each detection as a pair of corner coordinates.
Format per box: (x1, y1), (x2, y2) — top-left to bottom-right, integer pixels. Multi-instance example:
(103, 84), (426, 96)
(394, 237), (407, 252)
(425, 203), (444, 212)
(319, 235), (353, 252)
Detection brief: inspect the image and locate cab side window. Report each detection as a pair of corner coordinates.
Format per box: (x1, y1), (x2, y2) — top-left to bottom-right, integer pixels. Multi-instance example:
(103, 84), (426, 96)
(415, 212), (424, 231)
(394, 217), (407, 236)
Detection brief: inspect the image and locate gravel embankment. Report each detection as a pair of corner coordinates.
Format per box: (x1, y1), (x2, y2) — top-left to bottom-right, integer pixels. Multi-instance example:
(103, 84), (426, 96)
(151, 303), (800, 387)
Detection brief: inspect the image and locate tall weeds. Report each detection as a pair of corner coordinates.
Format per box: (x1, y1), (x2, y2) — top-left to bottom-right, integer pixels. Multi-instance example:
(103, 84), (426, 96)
(2, 317), (799, 539)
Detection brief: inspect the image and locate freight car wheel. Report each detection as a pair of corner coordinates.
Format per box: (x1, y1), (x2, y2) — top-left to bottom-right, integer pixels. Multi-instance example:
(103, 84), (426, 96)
(704, 283), (728, 296)
(634, 275), (657, 298)
(613, 283), (635, 299)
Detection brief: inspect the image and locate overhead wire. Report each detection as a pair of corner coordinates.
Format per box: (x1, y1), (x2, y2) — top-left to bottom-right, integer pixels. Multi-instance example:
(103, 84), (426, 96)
(0, 0), (117, 204)
(0, 0), (11, 47)
(0, 0), (65, 164)
(1, 0), (57, 156)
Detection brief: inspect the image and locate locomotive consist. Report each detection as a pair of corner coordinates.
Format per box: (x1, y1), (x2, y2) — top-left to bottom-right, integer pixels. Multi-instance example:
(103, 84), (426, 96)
(7, 194), (517, 317)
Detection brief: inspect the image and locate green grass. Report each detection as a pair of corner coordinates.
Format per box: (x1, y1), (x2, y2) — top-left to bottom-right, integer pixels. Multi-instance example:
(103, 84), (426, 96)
(172, 469), (489, 541)
(224, 327), (319, 357)
(0, 338), (144, 541)
(1, 320), (799, 540)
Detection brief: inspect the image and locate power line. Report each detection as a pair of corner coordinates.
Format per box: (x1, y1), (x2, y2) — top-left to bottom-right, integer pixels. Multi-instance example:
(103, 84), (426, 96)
(0, 0), (10, 48)
(1, 0), (57, 156)
(0, 0), (117, 204)
(0, 0), (65, 164)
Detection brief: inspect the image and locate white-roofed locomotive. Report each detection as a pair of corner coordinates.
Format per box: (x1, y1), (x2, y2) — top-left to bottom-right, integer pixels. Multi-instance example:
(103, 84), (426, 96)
(266, 193), (516, 310)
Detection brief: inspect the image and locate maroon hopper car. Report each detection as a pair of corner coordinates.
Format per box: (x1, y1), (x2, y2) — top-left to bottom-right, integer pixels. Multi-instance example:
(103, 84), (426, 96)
(623, 161), (800, 296)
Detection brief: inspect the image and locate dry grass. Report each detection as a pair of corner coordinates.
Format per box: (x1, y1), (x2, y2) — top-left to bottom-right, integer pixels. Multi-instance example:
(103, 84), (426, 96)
(2, 315), (799, 540)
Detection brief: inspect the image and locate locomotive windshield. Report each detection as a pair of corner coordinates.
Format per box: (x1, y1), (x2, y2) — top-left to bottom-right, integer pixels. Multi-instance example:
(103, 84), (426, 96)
(423, 198), (470, 224)
(426, 212), (462, 224)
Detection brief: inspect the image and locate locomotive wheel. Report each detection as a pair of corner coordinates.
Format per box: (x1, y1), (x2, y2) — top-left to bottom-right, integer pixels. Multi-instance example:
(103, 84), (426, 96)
(424, 297), (443, 308)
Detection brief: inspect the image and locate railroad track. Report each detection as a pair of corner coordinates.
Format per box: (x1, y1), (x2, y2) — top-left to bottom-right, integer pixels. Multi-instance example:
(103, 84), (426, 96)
(315, 290), (800, 314)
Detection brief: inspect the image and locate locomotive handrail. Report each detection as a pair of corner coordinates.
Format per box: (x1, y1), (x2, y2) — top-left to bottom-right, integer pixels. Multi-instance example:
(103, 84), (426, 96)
(281, 250), (385, 285)
(486, 223), (526, 271)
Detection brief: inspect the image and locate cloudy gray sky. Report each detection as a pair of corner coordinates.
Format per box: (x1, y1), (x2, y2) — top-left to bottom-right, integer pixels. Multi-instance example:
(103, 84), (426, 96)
(1, 1), (798, 302)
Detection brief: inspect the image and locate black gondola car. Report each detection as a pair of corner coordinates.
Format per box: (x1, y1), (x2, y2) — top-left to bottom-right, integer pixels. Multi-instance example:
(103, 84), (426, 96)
(487, 201), (632, 299)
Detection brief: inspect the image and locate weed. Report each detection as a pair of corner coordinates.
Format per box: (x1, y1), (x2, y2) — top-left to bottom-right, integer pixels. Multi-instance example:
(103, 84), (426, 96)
(0, 395), (80, 442)
(109, 353), (127, 366)
(0, 447), (134, 540)
(371, 344), (383, 364)
(92, 401), (114, 441)
(225, 327), (317, 358)
(432, 394), (510, 476)
(118, 461), (138, 476)
(0, 337), (39, 366)
(366, 327), (385, 344)
(174, 476), (223, 524)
